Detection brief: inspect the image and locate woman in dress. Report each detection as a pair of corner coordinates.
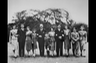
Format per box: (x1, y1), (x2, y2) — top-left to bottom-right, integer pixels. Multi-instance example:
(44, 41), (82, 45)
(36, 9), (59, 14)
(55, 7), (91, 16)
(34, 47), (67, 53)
(9, 25), (19, 57)
(71, 27), (80, 56)
(44, 33), (50, 56)
(78, 26), (87, 57)
(25, 26), (32, 56)
(48, 28), (55, 56)
(32, 29), (37, 57)
(64, 25), (71, 56)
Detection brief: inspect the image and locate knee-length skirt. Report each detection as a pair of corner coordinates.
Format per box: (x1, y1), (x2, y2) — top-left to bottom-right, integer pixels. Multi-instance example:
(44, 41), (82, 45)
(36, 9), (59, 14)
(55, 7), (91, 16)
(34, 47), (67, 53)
(26, 37), (32, 52)
(50, 37), (55, 51)
(11, 39), (19, 50)
(32, 38), (37, 49)
(64, 36), (71, 50)
(45, 38), (50, 49)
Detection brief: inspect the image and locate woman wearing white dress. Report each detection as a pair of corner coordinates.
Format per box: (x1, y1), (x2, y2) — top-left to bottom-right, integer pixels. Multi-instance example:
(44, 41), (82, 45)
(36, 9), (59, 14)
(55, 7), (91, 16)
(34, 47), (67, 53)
(9, 25), (19, 57)
(78, 26), (87, 57)
(48, 28), (55, 56)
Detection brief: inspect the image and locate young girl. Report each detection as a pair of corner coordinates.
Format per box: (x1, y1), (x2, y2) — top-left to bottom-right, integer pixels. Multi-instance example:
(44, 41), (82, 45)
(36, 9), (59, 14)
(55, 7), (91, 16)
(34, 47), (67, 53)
(25, 26), (32, 56)
(9, 25), (19, 57)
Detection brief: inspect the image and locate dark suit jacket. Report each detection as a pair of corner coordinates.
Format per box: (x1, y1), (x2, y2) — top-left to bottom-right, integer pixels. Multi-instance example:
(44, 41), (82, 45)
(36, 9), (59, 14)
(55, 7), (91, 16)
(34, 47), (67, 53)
(55, 29), (64, 42)
(17, 28), (26, 45)
(36, 29), (46, 47)
(36, 29), (45, 39)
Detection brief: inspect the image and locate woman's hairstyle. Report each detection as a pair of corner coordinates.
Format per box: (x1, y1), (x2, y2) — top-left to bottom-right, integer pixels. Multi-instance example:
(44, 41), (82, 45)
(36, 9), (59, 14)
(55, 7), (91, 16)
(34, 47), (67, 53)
(12, 25), (17, 29)
(26, 26), (31, 30)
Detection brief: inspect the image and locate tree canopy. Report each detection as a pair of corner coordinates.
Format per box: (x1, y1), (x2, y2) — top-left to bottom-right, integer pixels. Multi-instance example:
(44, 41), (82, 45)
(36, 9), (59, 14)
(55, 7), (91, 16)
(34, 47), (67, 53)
(8, 8), (88, 32)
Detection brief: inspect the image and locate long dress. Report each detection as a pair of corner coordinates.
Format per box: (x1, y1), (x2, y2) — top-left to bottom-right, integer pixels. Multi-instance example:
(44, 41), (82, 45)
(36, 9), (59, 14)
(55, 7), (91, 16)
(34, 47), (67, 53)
(48, 31), (55, 51)
(64, 29), (71, 50)
(79, 30), (87, 55)
(26, 31), (32, 52)
(10, 29), (19, 56)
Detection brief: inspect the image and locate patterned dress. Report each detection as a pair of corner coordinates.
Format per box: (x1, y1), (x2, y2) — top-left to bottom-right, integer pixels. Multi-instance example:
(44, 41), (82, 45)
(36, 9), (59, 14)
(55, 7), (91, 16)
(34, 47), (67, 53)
(26, 31), (32, 52)
(48, 31), (55, 51)
(32, 32), (37, 49)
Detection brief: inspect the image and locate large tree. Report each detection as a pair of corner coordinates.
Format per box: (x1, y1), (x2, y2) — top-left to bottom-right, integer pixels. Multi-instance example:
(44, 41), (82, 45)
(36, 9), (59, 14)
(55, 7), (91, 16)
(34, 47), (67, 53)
(10, 8), (70, 31)
(9, 8), (88, 32)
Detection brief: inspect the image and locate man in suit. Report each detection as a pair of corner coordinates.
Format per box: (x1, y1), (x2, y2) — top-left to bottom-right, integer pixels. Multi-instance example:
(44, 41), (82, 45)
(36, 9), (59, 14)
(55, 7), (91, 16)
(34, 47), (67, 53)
(55, 25), (64, 57)
(17, 24), (26, 57)
(36, 24), (45, 56)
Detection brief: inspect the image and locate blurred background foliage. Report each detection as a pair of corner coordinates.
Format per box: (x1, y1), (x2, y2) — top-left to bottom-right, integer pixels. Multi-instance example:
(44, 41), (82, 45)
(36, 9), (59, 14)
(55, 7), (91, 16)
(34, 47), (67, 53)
(8, 8), (88, 32)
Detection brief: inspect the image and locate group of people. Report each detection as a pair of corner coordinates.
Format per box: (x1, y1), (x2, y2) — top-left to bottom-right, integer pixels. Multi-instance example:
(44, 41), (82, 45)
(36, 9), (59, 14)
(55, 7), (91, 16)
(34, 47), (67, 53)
(9, 23), (87, 58)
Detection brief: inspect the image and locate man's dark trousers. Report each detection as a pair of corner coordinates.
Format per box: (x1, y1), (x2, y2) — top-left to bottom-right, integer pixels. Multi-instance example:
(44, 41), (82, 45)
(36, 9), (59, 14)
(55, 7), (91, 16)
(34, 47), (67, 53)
(38, 38), (44, 56)
(56, 40), (63, 56)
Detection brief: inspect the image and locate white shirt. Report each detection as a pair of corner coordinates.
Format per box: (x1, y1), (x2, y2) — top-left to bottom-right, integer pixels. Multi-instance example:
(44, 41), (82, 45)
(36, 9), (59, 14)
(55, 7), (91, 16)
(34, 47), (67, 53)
(64, 29), (69, 35)
(49, 31), (55, 36)
(26, 30), (32, 35)
(10, 29), (18, 40)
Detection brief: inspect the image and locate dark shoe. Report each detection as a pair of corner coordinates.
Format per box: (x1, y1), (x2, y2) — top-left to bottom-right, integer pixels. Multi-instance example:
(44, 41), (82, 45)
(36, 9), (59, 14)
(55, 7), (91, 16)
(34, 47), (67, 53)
(47, 51), (50, 57)
(75, 55), (80, 57)
(66, 55), (69, 57)
(82, 55), (86, 57)
(81, 53), (82, 56)
(73, 54), (76, 57)
(60, 54), (63, 56)
(60, 55), (63, 57)
(41, 55), (45, 57)
(73, 53), (76, 56)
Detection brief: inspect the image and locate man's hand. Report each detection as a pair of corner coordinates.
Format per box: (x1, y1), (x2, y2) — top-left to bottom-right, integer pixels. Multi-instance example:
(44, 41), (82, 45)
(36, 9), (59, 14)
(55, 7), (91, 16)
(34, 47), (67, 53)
(39, 35), (42, 37)
(56, 34), (57, 36)
(59, 36), (62, 39)
(62, 34), (64, 37)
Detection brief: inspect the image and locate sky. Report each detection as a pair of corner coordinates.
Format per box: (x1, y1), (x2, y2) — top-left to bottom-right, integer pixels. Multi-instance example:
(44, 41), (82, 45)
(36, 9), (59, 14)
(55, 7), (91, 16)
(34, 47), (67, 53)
(8, 0), (88, 25)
